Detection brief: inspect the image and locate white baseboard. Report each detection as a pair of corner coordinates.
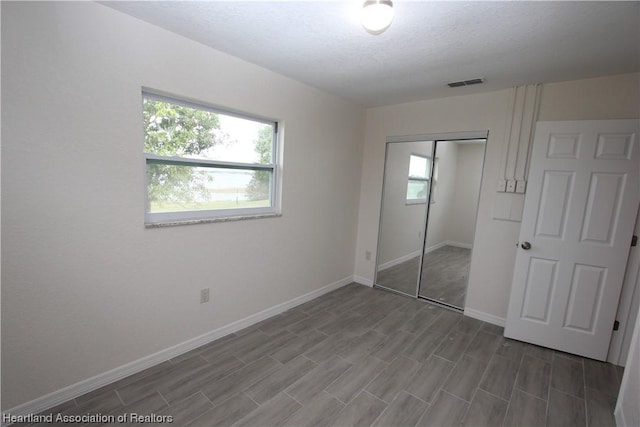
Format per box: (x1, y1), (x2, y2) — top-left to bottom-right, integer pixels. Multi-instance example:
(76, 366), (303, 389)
(424, 241), (448, 254)
(445, 241), (473, 250)
(353, 275), (373, 287)
(377, 242), (473, 272)
(464, 308), (506, 327)
(424, 241), (472, 255)
(2, 276), (353, 425)
(378, 250), (420, 271)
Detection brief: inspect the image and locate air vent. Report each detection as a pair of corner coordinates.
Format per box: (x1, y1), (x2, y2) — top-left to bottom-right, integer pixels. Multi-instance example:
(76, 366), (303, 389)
(448, 78), (485, 88)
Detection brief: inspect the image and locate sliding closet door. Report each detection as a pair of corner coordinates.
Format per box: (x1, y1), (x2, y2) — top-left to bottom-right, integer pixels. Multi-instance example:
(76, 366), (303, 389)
(418, 140), (486, 309)
(375, 140), (434, 297)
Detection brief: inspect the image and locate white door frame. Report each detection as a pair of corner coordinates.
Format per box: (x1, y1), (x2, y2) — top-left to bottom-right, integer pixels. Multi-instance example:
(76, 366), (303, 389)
(608, 204), (640, 365)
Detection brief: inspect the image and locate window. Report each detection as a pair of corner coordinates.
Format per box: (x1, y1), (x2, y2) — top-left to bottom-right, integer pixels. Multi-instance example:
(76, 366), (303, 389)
(143, 92), (279, 224)
(406, 154), (430, 204)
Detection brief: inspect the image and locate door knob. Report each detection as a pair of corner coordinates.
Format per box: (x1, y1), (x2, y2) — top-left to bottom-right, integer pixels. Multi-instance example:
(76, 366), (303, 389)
(521, 242), (532, 250)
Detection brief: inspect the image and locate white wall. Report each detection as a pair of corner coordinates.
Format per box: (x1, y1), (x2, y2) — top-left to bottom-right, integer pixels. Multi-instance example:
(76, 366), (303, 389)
(354, 72), (640, 324)
(1, 2), (364, 409)
(425, 141), (485, 250)
(424, 142), (458, 250)
(446, 144), (485, 246)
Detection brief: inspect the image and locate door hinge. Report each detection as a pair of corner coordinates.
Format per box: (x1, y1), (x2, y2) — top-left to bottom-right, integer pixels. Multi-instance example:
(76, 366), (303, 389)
(613, 320), (620, 331)
(632, 235), (638, 247)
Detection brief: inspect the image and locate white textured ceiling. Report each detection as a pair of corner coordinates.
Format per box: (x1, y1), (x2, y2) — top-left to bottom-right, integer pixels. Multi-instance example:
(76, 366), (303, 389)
(104, 1), (640, 107)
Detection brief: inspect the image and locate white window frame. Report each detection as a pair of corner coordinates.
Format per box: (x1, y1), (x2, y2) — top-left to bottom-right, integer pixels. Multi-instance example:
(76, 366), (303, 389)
(406, 153), (431, 205)
(143, 91), (280, 225)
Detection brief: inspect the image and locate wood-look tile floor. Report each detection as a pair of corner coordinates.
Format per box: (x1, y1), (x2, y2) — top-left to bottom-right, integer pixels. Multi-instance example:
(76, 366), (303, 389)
(376, 245), (471, 308)
(375, 256), (421, 296)
(418, 246), (471, 308)
(27, 284), (623, 427)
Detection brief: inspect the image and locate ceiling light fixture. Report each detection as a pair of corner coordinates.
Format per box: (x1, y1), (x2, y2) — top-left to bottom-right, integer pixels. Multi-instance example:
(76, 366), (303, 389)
(361, 0), (394, 35)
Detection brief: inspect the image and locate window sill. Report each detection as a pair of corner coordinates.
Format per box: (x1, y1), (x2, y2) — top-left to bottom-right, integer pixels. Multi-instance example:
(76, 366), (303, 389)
(145, 212), (282, 228)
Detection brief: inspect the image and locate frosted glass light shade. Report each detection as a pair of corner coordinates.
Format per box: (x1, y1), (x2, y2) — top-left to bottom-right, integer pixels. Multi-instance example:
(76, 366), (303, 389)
(361, 0), (394, 35)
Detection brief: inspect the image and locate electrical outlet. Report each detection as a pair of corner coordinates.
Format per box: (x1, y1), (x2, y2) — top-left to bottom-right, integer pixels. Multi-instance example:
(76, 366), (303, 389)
(496, 179), (507, 192)
(516, 180), (527, 194)
(365, 251), (372, 261)
(200, 288), (210, 304)
(506, 180), (516, 193)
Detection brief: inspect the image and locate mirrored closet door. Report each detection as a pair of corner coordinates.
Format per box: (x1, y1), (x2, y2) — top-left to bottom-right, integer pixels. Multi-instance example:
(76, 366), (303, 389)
(375, 140), (434, 297)
(374, 133), (487, 310)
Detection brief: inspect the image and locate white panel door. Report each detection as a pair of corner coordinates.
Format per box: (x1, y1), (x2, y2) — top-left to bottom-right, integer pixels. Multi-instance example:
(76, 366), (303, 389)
(505, 119), (640, 360)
